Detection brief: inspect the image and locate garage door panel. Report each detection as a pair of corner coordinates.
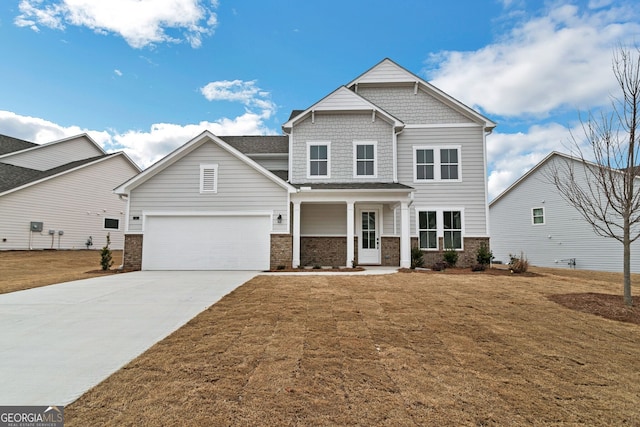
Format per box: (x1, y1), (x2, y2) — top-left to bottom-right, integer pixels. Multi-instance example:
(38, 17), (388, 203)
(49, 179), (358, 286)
(142, 215), (270, 270)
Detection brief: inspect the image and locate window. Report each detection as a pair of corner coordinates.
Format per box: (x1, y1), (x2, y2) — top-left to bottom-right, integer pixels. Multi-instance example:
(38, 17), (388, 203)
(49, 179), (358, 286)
(104, 218), (120, 230)
(200, 164), (218, 193)
(354, 142), (376, 177)
(532, 207), (545, 225)
(443, 211), (462, 249)
(418, 211), (437, 250)
(414, 146), (461, 182)
(308, 143), (330, 177)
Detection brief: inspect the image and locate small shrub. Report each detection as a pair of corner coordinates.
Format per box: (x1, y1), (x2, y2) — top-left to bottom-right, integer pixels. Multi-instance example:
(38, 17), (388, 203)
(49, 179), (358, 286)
(443, 248), (458, 267)
(431, 262), (447, 271)
(471, 263), (486, 272)
(313, 264), (321, 270)
(100, 233), (114, 271)
(476, 242), (494, 266)
(509, 252), (529, 273)
(276, 265), (286, 270)
(411, 247), (425, 269)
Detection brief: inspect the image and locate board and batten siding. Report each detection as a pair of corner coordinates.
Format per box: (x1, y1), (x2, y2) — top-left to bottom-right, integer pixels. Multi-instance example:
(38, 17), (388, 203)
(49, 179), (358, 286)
(290, 113), (394, 184)
(490, 157), (640, 272)
(0, 136), (104, 171)
(128, 141), (289, 233)
(397, 126), (488, 238)
(0, 154), (136, 250)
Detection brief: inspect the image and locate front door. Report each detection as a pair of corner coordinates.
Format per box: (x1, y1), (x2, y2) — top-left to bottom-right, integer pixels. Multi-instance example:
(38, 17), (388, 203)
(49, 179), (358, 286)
(358, 208), (380, 264)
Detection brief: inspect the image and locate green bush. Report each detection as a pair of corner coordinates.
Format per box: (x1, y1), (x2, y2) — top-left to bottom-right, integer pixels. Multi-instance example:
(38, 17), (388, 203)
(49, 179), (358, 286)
(411, 247), (425, 269)
(509, 252), (529, 273)
(476, 242), (494, 266)
(443, 248), (458, 267)
(100, 233), (114, 271)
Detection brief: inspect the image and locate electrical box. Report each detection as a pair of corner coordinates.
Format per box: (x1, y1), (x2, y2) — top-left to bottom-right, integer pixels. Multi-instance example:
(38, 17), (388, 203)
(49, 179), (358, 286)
(30, 222), (43, 232)
(48, 229), (55, 235)
(58, 230), (64, 235)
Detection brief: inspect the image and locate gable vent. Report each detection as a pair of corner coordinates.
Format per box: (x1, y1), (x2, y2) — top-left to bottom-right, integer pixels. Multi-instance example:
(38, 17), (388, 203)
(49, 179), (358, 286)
(200, 164), (218, 193)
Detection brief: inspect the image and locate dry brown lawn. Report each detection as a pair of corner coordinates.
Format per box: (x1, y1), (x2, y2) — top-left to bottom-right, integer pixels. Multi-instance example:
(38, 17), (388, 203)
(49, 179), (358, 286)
(65, 270), (640, 426)
(0, 250), (122, 294)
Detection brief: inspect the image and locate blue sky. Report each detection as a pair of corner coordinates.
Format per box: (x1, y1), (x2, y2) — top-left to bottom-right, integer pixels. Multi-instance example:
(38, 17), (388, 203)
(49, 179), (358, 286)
(1, 0), (639, 199)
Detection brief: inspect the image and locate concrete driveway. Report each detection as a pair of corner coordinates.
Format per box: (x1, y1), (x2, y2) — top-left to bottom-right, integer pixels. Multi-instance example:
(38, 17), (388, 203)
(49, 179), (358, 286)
(0, 270), (257, 406)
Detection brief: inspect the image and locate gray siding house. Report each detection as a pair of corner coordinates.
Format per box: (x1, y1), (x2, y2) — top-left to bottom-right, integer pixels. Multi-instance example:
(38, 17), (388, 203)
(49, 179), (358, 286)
(116, 58), (496, 270)
(0, 134), (140, 250)
(490, 152), (640, 272)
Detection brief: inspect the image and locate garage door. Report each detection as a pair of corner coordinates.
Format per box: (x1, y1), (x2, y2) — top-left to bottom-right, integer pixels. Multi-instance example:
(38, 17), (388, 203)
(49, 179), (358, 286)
(142, 214), (271, 270)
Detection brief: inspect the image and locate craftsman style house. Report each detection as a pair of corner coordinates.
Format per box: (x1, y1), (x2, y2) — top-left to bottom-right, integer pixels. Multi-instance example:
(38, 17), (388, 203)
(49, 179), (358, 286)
(115, 59), (496, 270)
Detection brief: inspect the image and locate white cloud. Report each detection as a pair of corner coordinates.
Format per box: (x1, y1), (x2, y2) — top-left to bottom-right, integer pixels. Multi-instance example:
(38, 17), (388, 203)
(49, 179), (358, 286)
(14, 0), (218, 48)
(200, 79), (277, 119)
(426, 3), (640, 117)
(0, 110), (277, 169)
(114, 69), (122, 77)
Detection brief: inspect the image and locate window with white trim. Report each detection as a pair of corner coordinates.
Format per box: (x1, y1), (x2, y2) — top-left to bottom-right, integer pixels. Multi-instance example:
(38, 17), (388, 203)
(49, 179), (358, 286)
(104, 218), (120, 230)
(443, 210), (462, 249)
(414, 146), (461, 182)
(418, 211), (437, 250)
(532, 207), (545, 225)
(200, 164), (218, 193)
(308, 143), (330, 178)
(354, 142), (376, 177)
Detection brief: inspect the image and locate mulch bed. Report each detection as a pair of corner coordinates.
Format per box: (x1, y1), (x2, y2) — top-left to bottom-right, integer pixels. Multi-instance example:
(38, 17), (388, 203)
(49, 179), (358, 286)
(398, 267), (541, 277)
(549, 292), (640, 325)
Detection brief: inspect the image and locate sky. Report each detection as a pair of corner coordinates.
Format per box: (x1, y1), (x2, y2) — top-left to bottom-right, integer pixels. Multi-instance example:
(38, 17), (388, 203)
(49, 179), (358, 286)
(1, 0), (639, 200)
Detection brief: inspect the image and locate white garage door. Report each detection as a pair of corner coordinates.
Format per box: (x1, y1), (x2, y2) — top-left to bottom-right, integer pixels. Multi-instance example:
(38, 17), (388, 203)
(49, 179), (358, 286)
(142, 214), (271, 270)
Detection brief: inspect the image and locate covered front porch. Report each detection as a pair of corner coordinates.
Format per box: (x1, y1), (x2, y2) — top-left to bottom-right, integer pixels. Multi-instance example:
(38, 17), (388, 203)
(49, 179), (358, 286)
(290, 184), (414, 268)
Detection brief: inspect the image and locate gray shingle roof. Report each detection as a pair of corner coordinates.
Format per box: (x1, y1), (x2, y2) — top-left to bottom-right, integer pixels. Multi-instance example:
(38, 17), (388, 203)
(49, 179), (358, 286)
(0, 134), (38, 156)
(221, 135), (288, 154)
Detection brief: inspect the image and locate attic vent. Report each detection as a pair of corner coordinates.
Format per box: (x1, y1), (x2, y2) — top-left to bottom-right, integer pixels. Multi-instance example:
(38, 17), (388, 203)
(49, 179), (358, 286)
(200, 164), (218, 193)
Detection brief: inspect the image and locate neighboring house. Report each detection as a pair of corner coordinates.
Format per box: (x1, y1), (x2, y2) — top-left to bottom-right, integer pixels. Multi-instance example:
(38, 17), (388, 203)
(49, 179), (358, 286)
(489, 151), (640, 272)
(0, 133), (140, 250)
(115, 58), (496, 271)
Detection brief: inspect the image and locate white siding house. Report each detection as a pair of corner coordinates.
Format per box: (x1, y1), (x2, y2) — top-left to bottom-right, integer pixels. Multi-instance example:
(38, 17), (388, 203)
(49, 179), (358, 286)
(490, 152), (640, 272)
(0, 134), (140, 250)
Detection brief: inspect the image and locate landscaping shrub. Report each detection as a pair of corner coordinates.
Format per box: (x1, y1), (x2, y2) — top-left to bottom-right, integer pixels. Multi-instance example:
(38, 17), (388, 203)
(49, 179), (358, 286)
(476, 242), (494, 266)
(509, 252), (529, 273)
(443, 248), (458, 267)
(100, 233), (114, 271)
(471, 263), (486, 272)
(431, 262), (447, 271)
(411, 247), (425, 269)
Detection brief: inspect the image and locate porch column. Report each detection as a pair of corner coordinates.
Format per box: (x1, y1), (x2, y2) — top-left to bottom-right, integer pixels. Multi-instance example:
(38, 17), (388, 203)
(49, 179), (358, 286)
(400, 201), (410, 268)
(346, 201), (355, 268)
(292, 201), (301, 268)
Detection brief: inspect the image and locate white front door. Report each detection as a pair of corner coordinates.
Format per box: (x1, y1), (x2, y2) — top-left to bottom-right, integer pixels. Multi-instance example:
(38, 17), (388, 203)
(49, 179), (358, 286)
(358, 208), (380, 264)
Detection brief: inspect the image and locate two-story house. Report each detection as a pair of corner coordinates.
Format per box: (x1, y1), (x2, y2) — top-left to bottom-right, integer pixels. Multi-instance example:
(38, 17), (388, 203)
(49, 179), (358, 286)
(115, 58), (495, 270)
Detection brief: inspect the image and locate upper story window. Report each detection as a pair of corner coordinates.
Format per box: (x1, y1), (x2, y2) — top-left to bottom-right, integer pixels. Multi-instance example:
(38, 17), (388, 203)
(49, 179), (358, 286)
(200, 164), (218, 193)
(308, 142), (330, 178)
(532, 207), (545, 225)
(354, 141), (377, 177)
(414, 146), (461, 182)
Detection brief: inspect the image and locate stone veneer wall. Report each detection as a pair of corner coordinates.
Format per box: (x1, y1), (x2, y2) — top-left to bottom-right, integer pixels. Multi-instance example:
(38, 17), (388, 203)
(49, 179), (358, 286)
(271, 234), (292, 270)
(300, 236), (347, 267)
(380, 237), (400, 266)
(412, 237), (490, 268)
(123, 234), (143, 271)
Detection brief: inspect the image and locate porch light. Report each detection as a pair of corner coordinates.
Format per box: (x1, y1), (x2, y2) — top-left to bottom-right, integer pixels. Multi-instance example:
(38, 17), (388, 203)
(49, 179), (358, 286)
(277, 214), (282, 224)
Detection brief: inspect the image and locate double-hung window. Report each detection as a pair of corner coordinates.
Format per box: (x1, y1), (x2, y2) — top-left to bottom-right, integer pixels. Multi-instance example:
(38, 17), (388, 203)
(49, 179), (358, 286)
(414, 146), (461, 182)
(417, 209), (464, 250)
(443, 210), (462, 249)
(308, 143), (330, 178)
(354, 142), (376, 177)
(532, 207), (545, 225)
(418, 211), (437, 250)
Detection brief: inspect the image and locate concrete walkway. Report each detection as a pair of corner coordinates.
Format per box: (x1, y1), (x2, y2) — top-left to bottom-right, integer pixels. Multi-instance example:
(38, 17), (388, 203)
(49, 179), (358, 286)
(0, 271), (257, 406)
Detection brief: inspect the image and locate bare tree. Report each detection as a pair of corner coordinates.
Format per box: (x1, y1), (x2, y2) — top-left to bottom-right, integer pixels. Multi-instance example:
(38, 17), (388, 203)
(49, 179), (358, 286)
(548, 46), (640, 306)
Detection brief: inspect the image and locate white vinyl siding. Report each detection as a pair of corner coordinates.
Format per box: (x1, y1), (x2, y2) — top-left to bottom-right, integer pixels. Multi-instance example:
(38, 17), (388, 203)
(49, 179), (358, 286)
(128, 140), (289, 234)
(0, 154), (136, 250)
(0, 136), (104, 171)
(301, 204), (346, 235)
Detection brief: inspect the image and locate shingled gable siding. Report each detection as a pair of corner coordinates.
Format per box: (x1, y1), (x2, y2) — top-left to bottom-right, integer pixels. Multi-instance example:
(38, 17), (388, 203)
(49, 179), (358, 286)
(0, 137), (104, 171)
(290, 113), (394, 184)
(127, 140), (289, 234)
(397, 126), (488, 238)
(356, 86), (471, 125)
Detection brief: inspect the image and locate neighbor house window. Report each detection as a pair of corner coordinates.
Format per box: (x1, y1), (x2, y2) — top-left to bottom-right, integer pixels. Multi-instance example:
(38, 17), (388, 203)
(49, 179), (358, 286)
(414, 146), (461, 182)
(200, 164), (218, 193)
(308, 142), (330, 178)
(418, 211), (438, 250)
(354, 142), (376, 177)
(532, 207), (545, 225)
(104, 218), (120, 230)
(443, 210), (462, 249)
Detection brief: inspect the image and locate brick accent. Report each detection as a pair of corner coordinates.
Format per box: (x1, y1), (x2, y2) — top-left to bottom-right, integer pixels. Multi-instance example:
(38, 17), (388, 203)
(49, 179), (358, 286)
(381, 236), (400, 266)
(271, 234), (292, 270)
(300, 236), (347, 267)
(123, 234), (143, 271)
(411, 237), (490, 269)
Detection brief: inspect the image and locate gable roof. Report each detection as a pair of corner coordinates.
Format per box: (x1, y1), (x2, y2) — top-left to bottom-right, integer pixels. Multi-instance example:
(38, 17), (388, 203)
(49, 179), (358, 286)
(282, 86), (404, 133)
(348, 58), (496, 131)
(221, 135), (288, 154)
(114, 131), (296, 195)
(0, 133), (105, 162)
(0, 134), (38, 155)
(0, 152), (138, 196)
